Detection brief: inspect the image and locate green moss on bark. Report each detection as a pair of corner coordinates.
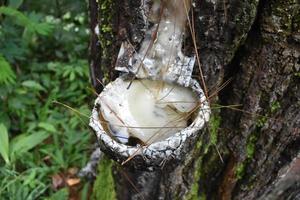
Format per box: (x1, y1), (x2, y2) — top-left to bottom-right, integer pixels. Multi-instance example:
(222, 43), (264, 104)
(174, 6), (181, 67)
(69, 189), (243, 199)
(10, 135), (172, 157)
(185, 113), (222, 199)
(208, 114), (221, 146)
(99, 0), (113, 59)
(92, 157), (116, 200)
(185, 140), (204, 200)
(246, 135), (257, 159)
(235, 133), (258, 180)
(97, 0), (115, 82)
(270, 101), (281, 114)
(235, 163), (246, 180)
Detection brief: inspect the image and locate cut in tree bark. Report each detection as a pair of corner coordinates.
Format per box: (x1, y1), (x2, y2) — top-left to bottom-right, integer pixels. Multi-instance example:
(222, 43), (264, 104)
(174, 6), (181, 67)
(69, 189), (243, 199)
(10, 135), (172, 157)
(88, 0), (300, 199)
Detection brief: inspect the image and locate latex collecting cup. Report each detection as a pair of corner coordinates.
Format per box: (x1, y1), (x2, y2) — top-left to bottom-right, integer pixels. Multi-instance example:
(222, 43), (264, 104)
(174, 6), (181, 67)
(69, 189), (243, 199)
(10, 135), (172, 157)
(89, 76), (210, 170)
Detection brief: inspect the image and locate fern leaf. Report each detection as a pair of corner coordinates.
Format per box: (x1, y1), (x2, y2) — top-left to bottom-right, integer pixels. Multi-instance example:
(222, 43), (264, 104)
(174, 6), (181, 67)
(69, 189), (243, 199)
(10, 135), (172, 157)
(0, 6), (31, 28)
(0, 6), (53, 36)
(0, 54), (16, 85)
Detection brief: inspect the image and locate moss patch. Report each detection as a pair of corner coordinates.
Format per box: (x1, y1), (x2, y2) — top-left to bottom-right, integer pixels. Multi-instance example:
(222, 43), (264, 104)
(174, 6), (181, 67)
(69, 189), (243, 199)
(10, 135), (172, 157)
(97, 0), (115, 83)
(92, 157), (116, 200)
(99, 0), (113, 60)
(246, 135), (257, 159)
(208, 114), (221, 146)
(294, 72), (300, 78)
(235, 163), (246, 180)
(270, 101), (281, 114)
(184, 140), (203, 200)
(185, 112), (223, 199)
(256, 115), (267, 128)
(235, 132), (258, 180)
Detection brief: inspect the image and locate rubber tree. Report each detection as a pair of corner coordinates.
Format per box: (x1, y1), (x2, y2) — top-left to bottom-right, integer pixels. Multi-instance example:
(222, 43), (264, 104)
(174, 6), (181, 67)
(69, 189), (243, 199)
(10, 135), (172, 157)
(88, 0), (300, 199)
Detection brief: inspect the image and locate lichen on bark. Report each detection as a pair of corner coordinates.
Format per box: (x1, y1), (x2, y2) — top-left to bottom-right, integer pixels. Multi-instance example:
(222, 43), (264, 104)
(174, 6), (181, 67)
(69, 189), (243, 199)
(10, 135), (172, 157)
(97, 0), (118, 82)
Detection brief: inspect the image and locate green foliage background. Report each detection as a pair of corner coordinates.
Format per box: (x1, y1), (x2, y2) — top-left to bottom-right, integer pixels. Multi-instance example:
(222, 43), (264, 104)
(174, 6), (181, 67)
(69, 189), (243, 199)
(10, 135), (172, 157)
(0, 0), (93, 199)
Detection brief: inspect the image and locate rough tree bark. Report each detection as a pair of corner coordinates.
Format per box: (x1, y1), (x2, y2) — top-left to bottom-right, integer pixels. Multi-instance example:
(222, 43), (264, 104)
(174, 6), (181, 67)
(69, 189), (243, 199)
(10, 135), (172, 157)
(88, 0), (300, 199)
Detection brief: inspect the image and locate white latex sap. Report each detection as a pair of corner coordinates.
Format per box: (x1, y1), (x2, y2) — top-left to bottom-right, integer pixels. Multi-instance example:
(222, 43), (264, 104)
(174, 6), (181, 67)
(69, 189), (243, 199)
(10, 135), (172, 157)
(99, 79), (198, 144)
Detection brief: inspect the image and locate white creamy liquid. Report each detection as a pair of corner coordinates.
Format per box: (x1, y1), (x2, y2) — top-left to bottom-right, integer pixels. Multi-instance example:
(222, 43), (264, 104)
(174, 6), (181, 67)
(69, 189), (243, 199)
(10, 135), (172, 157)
(99, 79), (198, 144)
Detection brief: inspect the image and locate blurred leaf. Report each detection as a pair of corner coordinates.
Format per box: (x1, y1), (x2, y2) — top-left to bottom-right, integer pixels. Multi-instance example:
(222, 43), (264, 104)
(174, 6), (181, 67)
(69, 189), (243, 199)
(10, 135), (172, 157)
(0, 41), (26, 63)
(0, 123), (10, 164)
(9, 0), (24, 9)
(69, 71), (75, 81)
(34, 23), (54, 36)
(53, 149), (66, 168)
(46, 188), (68, 200)
(38, 122), (56, 133)
(22, 80), (46, 91)
(23, 169), (36, 185)
(66, 178), (80, 186)
(51, 173), (65, 190)
(10, 131), (50, 159)
(0, 6), (53, 36)
(0, 113), (11, 130)
(81, 182), (90, 200)
(0, 6), (31, 27)
(0, 54), (16, 85)
(62, 12), (71, 20)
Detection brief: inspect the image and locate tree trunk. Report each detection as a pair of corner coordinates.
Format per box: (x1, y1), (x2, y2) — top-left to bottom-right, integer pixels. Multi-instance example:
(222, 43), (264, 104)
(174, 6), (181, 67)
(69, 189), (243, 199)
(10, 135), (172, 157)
(88, 0), (300, 199)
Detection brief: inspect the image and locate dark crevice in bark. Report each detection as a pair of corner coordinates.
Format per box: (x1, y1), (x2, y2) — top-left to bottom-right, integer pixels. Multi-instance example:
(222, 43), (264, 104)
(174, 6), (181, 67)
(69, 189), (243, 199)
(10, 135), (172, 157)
(275, 138), (300, 178)
(199, 147), (230, 200)
(216, 2), (265, 198)
(219, 0), (264, 125)
(114, 166), (162, 200)
(88, 0), (103, 93)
